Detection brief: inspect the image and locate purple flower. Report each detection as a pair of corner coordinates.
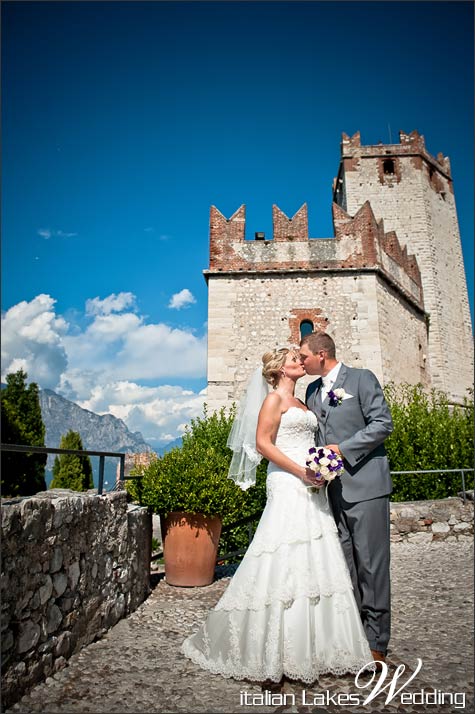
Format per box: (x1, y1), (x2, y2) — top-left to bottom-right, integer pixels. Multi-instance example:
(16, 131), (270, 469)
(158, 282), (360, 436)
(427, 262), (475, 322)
(305, 446), (345, 483)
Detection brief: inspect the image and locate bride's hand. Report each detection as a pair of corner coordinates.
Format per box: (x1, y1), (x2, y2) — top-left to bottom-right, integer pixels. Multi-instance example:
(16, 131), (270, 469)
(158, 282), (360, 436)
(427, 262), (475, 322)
(301, 467), (325, 488)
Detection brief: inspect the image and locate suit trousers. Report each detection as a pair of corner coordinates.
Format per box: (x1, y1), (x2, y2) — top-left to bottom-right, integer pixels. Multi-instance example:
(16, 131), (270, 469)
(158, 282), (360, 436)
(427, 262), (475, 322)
(329, 490), (391, 654)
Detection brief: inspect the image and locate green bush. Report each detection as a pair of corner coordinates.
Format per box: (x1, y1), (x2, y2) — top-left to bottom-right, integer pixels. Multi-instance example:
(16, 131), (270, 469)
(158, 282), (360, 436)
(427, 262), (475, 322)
(126, 406), (249, 524)
(384, 383), (474, 501)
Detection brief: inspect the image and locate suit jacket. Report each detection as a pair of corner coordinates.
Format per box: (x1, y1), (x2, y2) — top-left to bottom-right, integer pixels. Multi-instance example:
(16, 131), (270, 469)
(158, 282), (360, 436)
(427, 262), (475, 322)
(305, 364), (394, 503)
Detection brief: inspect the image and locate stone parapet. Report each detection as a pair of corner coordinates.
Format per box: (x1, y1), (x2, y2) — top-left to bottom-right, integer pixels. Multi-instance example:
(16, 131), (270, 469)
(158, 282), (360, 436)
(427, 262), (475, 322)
(390, 496), (474, 543)
(1, 489), (151, 709)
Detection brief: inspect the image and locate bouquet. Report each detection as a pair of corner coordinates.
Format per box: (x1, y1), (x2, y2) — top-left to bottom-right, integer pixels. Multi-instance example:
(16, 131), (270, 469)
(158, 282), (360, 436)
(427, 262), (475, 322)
(306, 446), (345, 486)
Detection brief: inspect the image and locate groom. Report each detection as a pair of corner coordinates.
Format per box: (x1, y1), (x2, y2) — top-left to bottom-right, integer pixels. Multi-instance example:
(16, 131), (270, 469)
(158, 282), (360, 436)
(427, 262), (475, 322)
(300, 332), (393, 664)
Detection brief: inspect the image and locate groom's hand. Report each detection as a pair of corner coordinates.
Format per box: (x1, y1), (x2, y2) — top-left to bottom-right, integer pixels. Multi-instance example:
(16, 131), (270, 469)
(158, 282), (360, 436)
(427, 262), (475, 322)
(326, 444), (342, 457)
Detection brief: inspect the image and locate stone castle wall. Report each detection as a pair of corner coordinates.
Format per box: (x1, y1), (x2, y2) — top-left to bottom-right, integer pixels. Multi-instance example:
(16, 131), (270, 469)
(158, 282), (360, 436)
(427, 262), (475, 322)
(375, 276), (430, 387)
(337, 130), (473, 401)
(1, 490), (151, 709)
(206, 270), (428, 412)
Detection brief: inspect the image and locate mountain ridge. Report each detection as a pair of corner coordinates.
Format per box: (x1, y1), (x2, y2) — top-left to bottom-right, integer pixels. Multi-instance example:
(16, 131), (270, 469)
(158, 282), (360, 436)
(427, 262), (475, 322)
(39, 388), (152, 455)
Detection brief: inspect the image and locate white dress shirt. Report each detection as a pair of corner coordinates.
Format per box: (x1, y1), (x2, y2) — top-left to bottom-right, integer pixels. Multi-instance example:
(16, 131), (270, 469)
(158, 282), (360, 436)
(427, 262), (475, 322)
(321, 362), (342, 402)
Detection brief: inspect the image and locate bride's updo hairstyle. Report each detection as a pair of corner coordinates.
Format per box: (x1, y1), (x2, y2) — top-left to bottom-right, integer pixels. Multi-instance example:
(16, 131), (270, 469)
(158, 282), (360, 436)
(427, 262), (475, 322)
(262, 348), (290, 388)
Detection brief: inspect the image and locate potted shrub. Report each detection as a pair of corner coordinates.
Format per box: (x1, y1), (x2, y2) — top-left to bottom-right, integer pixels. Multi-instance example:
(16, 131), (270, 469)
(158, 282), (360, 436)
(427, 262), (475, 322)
(126, 407), (248, 586)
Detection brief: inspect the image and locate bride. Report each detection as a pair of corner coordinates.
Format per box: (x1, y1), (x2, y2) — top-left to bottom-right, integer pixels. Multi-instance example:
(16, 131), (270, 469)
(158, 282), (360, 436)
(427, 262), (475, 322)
(181, 347), (373, 685)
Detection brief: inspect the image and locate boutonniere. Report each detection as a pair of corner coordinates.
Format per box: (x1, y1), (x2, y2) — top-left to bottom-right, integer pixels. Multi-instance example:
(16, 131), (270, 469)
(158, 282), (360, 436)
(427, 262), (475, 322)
(328, 388), (346, 406)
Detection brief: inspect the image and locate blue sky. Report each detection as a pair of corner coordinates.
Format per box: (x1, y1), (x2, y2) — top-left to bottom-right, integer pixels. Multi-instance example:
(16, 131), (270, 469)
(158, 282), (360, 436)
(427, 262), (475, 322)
(2, 1), (473, 449)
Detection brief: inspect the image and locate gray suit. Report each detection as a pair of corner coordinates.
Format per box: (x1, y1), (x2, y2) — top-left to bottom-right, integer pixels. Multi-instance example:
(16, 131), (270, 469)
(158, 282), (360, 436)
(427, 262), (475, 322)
(306, 364), (393, 654)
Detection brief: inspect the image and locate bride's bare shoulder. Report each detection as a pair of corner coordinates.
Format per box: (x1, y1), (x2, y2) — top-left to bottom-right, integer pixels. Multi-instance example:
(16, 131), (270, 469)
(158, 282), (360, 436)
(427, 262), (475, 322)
(262, 391), (282, 409)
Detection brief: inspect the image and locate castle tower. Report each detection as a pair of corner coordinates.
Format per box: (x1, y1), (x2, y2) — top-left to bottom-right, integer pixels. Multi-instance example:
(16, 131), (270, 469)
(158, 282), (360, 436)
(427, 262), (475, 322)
(204, 201), (428, 412)
(333, 130), (473, 401)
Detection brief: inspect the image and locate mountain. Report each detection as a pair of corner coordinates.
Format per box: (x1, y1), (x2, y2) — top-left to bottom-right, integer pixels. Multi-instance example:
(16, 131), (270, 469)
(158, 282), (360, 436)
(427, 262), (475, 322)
(39, 389), (152, 454)
(156, 436), (183, 455)
(38, 389), (153, 489)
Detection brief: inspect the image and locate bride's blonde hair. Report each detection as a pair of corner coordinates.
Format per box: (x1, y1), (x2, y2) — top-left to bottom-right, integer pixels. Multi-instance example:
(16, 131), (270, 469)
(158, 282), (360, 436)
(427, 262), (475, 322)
(262, 348), (291, 388)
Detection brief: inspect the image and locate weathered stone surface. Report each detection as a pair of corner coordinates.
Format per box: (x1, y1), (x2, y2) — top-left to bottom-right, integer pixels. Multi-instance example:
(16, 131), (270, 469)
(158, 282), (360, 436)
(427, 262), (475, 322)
(52, 573), (68, 598)
(407, 531), (433, 544)
(39, 577), (53, 606)
(67, 562), (80, 590)
(54, 632), (71, 658)
(17, 621), (41, 654)
(49, 547), (63, 574)
(431, 521), (450, 534)
(45, 605), (63, 634)
(453, 522), (471, 532)
(1, 491), (151, 709)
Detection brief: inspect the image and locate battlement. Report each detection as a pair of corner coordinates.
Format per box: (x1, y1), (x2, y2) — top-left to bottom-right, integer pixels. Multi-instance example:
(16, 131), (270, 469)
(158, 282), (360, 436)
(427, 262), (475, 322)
(340, 129), (451, 178)
(206, 201), (423, 310)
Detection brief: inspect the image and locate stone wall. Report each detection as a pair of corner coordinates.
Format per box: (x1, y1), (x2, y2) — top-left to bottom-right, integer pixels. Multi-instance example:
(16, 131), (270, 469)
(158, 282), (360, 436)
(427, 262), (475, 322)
(390, 497), (474, 543)
(206, 270), (427, 413)
(1, 489), (152, 709)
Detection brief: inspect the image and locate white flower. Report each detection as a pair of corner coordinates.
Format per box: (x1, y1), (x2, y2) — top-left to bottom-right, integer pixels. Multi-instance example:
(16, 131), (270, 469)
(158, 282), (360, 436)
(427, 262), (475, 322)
(333, 388), (346, 399)
(305, 446), (345, 487)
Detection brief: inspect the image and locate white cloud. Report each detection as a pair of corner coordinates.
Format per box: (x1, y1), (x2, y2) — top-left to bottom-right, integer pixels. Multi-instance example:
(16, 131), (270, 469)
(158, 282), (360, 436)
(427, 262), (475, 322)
(1, 292), (208, 445)
(77, 381), (206, 446)
(85, 292), (137, 316)
(56, 230), (78, 238)
(168, 288), (197, 310)
(37, 228), (77, 240)
(1, 294), (68, 389)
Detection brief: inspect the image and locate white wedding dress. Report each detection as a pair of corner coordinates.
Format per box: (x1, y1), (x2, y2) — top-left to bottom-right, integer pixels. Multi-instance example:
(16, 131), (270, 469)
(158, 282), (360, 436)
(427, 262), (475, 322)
(181, 407), (373, 682)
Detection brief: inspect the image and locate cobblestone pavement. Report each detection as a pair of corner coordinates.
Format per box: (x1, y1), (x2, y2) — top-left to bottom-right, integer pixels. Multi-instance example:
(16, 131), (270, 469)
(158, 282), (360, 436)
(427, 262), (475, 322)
(6, 541), (474, 714)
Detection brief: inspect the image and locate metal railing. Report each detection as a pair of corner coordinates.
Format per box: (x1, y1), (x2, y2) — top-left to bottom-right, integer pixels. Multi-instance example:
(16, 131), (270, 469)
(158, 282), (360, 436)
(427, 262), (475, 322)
(0, 444), (126, 496)
(390, 468), (474, 504)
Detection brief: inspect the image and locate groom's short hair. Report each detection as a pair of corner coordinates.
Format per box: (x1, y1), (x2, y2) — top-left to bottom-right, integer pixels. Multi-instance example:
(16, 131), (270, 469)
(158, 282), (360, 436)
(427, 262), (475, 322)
(301, 332), (336, 359)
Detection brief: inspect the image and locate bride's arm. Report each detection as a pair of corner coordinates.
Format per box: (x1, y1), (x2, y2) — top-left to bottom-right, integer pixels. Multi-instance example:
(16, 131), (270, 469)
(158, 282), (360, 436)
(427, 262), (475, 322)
(256, 393), (319, 487)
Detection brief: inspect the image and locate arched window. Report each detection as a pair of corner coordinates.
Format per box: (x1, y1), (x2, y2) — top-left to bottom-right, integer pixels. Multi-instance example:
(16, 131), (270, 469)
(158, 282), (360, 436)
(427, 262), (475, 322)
(383, 159), (395, 175)
(300, 320), (314, 338)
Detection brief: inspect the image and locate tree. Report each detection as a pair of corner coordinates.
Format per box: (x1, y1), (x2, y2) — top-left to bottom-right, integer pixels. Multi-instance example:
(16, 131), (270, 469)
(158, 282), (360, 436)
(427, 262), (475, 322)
(50, 430), (93, 491)
(1, 370), (47, 497)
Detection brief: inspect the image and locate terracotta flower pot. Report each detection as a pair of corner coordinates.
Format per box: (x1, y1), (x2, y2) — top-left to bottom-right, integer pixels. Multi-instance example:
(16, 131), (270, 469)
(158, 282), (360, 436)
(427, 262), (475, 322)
(160, 511), (222, 587)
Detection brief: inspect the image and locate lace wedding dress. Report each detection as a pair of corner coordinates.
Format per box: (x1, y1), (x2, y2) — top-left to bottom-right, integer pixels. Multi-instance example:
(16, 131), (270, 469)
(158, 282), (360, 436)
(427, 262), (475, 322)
(181, 407), (373, 683)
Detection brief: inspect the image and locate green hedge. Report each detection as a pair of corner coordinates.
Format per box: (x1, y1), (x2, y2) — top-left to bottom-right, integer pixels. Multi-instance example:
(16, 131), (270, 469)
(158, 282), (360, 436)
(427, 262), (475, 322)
(384, 383), (474, 501)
